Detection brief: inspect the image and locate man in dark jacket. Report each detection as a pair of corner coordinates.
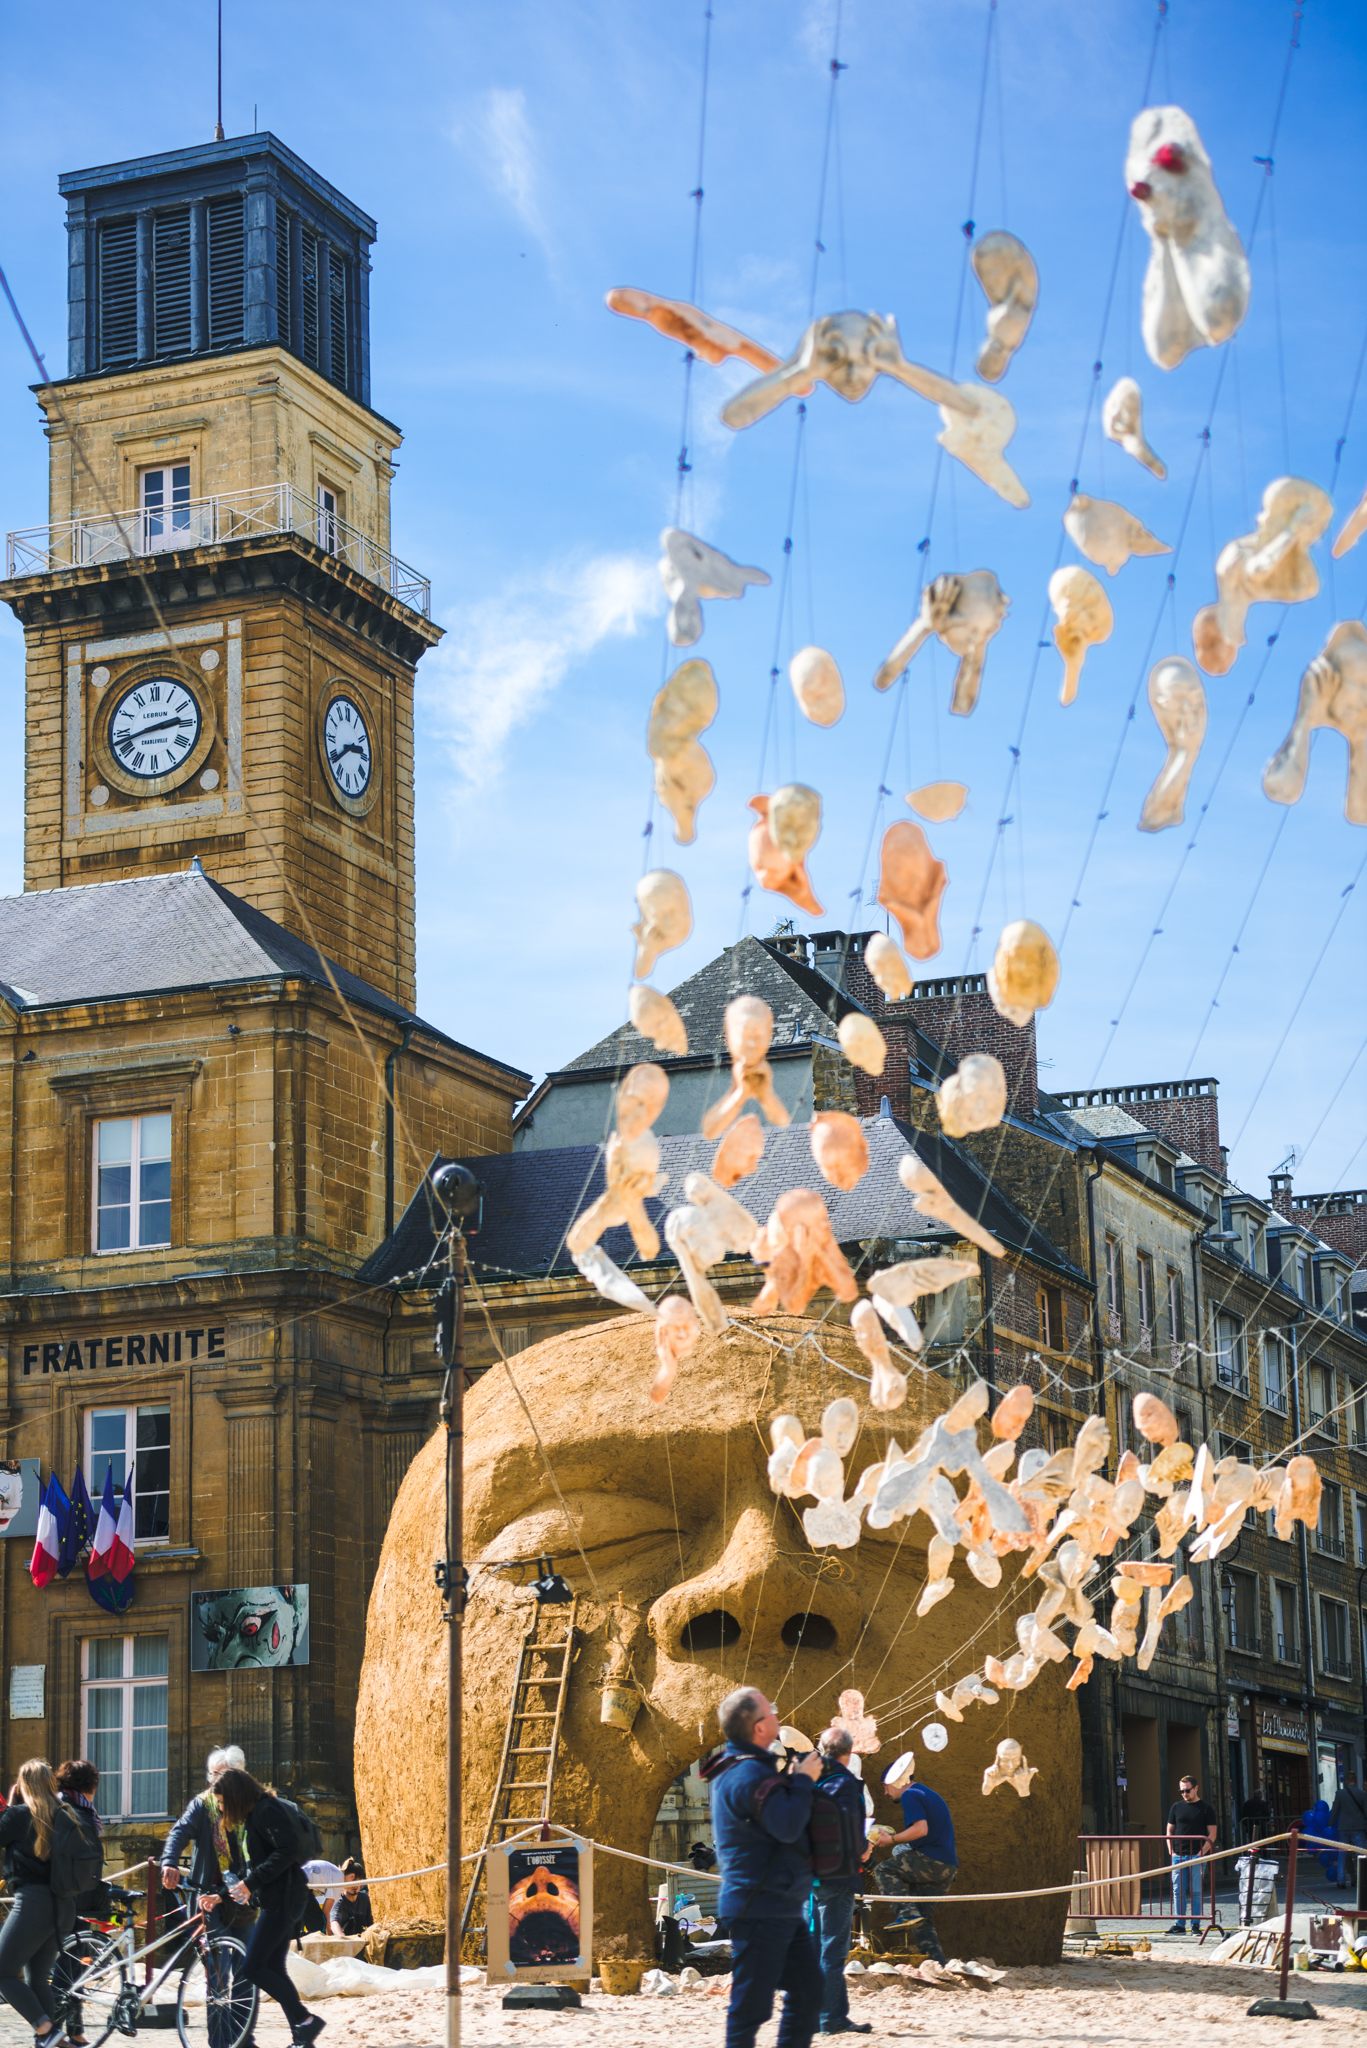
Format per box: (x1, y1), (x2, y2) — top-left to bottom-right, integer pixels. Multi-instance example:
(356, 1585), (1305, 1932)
(705, 1687), (822, 2048)
(812, 1729), (872, 2037)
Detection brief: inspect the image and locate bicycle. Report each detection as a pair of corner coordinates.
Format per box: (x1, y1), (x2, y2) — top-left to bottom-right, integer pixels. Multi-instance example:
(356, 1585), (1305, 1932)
(52, 1885), (257, 2048)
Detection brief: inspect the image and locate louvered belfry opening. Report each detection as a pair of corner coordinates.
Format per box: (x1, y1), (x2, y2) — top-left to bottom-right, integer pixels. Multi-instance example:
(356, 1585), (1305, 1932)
(63, 133), (372, 406)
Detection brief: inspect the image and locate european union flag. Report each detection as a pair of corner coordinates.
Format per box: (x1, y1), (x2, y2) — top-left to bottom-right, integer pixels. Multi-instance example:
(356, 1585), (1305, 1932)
(61, 1469), (95, 1579)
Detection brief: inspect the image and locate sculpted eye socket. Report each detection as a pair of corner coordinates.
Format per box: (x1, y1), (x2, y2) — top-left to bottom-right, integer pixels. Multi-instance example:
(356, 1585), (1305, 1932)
(483, 1492), (683, 1567)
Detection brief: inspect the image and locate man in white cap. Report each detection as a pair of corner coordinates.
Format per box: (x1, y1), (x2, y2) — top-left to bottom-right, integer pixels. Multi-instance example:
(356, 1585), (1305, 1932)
(868, 1750), (957, 1963)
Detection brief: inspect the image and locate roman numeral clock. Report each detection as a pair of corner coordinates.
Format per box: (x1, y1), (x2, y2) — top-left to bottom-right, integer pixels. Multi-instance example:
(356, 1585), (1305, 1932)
(95, 671), (215, 796)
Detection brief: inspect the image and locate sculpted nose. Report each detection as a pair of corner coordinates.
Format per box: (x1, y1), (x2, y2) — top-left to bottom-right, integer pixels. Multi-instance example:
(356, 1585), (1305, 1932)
(647, 1505), (861, 1663)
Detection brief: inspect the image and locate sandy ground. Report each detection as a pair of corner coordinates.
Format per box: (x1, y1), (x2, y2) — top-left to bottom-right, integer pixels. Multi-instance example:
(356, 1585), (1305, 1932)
(166, 1952), (1367, 2048)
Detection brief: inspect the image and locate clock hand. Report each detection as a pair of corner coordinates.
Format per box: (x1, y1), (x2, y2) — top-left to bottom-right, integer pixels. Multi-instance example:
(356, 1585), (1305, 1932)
(329, 742), (365, 764)
(122, 715), (194, 742)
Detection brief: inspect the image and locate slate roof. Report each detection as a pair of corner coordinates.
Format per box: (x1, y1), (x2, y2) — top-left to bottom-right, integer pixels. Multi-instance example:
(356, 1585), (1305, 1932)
(359, 1112), (1082, 1288)
(0, 866), (528, 1079)
(562, 935), (864, 1074)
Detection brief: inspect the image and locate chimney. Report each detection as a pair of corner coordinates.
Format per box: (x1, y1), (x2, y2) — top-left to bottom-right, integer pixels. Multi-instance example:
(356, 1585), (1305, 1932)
(908, 974), (1038, 1122)
(1288, 1188), (1367, 1264)
(1269, 1169), (1294, 1216)
(1051, 1077), (1222, 1176)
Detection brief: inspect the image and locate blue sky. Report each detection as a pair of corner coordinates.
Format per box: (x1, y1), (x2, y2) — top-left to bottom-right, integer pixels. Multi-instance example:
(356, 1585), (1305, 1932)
(1, 0), (1365, 1196)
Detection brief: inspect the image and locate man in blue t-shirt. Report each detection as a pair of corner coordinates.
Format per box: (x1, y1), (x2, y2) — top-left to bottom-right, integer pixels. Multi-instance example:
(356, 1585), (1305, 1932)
(868, 1751), (958, 1963)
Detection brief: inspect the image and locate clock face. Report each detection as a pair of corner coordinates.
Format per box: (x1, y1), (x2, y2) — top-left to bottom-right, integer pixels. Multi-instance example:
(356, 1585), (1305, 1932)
(108, 677), (203, 780)
(323, 694), (373, 800)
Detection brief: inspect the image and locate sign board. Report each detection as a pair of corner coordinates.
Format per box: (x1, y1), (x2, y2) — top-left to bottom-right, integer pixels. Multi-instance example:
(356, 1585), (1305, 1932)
(9, 1666), (45, 1719)
(486, 1834), (593, 1985)
(1226, 1702), (1241, 1737)
(21, 1327), (227, 1378)
(1259, 1705), (1308, 1747)
(0, 1461), (41, 1540)
(191, 1587), (310, 1671)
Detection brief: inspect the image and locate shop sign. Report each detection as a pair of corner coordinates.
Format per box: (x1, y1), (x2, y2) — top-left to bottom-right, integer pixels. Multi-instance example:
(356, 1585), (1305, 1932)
(1226, 1702), (1241, 1736)
(9, 1665), (44, 1719)
(21, 1326), (227, 1376)
(1260, 1706), (1308, 1745)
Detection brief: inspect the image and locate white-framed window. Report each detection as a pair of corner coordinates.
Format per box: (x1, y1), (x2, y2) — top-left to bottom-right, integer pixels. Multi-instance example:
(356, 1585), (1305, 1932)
(139, 462), (191, 552)
(85, 1406), (170, 1544)
(1166, 1268), (1185, 1357)
(1215, 1311), (1248, 1393)
(1319, 1597), (1352, 1679)
(1036, 1284), (1063, 1351)
(1317, 1479), (1345, 1558)
(93, 1112), (171, 1252)
(317, 483), (340, 555)
(1261, 1332), (1288, 1415)
(1103, 1235), (1123, 1336)
(1274, 1580), (1299, 1663)
(81, 1636), (169, 1819)
(1135, 1251), (1155, 1349)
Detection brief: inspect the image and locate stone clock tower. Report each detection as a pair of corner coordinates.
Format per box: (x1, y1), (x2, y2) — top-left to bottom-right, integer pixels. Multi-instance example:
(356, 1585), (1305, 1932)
(0, 135), (526, 1858)
(8, 133), (434, 1007)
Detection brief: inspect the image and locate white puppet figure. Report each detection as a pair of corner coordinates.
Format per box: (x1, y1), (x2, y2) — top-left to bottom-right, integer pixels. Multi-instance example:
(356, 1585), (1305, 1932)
(937, 1053), (1008, 1137)
(982, 1737), (1039, 1798)
(897, 1150), (1005, 1258)
(647, 658), (718, 845)
(702, 995), (792, 1140)
(658, 527), (770, 647)
(874, 571), (1009, 712)
(721, 310), (1029, 508)
(1065, 493), (1171, 576)
(987, 918), (1059, 1028)
(1140, 656), (1208, 832)
(1192, 478), (1333, 677)
(1263, 620), (1367, 827)
(837, 1012), (888, 1076)
(1049, 566), (1114, 706)
(629, 983), (688, 1056)
(1102, 376), (1167, 479)
(664, 1172), (759, 1334)
(864, 931), (913, 1002)
(971, 231), (1038, 383)
(632, 869), (692, 978)
(1125, 106), (1250, 370)
(788, 645), (845, 726)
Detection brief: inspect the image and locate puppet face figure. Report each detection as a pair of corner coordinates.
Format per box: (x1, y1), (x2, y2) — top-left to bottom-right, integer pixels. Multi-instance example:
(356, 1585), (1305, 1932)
(356, 1319), (1083, 1965)
(194, 1586), (308, 1670)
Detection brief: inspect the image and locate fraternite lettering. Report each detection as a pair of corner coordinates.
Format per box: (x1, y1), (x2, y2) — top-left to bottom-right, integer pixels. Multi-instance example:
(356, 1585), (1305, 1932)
(20, 1327), (229, 1375)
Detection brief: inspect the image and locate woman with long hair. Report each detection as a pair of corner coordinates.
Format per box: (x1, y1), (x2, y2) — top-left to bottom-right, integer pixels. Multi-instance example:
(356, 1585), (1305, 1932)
(210, 1768), (323, 2046)
(51, 1761), (106, 2047)
(0, 1757), (73, 2043)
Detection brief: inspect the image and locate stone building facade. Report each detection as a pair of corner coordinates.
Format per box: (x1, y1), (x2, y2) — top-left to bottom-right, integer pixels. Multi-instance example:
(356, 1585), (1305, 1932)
(0, 132), (526, 1862)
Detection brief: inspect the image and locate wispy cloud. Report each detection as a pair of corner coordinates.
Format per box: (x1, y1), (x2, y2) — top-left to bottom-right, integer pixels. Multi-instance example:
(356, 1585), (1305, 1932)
(453, 86), (557, 272)
(422, 553), (660, 790)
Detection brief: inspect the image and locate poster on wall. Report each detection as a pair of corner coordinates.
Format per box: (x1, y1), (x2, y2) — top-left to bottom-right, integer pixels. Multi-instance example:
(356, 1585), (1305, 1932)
(485, 1833), (593, 1986)
(0, 1461), (42, 1540)
(191, 1585), (310, 1671)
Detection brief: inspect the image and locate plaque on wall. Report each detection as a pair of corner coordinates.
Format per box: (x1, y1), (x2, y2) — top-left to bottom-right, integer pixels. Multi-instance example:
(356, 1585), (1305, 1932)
(9, 1666), (45, 1719)
(0, 1461), (42, 1540)
(191, 1586), (310, 1671)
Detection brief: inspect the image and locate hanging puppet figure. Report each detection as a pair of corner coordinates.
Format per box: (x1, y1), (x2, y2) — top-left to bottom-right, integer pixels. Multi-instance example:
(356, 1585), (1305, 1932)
(1140, 656), (1208, 832)
(789, 645), (846, 726)
(647, 658), (718, 844)
(1049, 566), (1113, 706)
(605, 286), (783, 371)
(987, 919), (1060, 1027)
(874, 570), (1010, 711)
(701, 995), (792, 1139)
(1102, 376), (1168, 479)
(1064, 493), (1171, 576)
(877, 821), (948, 959)
(748, 786), (824, 915)
(1262, 620), (1367, 826)
(1125, 105), (1250, 369)
(971, 231), (1039, 383)
(1192, 477), (1334, 676)
(632, 869), (693, 977)
(658, 527), (770, 647)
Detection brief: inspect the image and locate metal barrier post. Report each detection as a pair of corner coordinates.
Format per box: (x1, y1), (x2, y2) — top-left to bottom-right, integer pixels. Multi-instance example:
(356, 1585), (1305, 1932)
(143, 1858), (159, 1985)
(1278, 1827), (1298, 2003)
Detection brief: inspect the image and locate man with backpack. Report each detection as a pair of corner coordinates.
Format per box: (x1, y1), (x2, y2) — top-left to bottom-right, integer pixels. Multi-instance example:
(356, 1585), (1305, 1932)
(810, 1729), (872, 2036)
(703, 1688), (823, 2048)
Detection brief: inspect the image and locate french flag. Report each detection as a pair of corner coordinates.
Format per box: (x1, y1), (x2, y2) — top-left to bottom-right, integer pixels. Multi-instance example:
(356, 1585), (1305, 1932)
(110, 1473), (136, 1583)
(28, 1475), (67, 1589)
(87, 1468), (121, 1579)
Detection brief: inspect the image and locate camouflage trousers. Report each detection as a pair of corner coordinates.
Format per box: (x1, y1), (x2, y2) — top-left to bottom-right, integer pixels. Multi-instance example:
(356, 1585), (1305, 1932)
(869, 1849), (957, 1961)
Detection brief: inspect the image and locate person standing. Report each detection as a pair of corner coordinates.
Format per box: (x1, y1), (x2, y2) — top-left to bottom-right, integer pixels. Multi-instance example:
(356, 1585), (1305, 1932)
(162, 1747), (257, 2047)
(703, 1687), (822, 2048)
(52, 1760), (107, 2047)
(1165, 1774), (1217, 1933)
(810, 1729), (871, 2038)
(211, 1767), (325, 2046)
(0, 1758), (76, 2043)
(1238, 1781), (1272, 1844)
(868, 1753), (957, 1964)
(1329, 1774), (1367, 1886)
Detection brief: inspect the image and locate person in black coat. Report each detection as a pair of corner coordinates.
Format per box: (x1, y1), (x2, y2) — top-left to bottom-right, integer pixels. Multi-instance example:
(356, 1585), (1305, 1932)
(210, 1768), (323, 2046)
(0, 1758), (74, 2043)
(331, 1861), (372, 1939)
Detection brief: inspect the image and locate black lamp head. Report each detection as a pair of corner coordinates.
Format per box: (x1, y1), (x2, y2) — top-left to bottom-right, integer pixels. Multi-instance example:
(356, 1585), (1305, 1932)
(531, 1557), (574, 1605)
(431, 1161), (481, 1223)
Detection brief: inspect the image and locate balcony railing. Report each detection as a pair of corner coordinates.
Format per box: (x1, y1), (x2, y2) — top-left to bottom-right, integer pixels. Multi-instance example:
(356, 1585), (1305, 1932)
(1276, 1630), (1299, 1663)
(1216, 1365), (1250, 1395)
(1309, 1411), (1339, 1441)
(1264, 1385), (1288, 1416)
(1321, 1646), (1353, 1678)
(4, 482), (431, 616)
(1315, 1528), (1347, 1558)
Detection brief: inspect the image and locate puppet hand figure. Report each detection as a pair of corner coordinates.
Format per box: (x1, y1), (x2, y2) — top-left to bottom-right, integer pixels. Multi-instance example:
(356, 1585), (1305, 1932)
(1263, 620), (1367, 825)
(1102, 376), (1167, 479)
(659, 527), (770, 647)
(1140, 656), (1208, 831)
(751, 1188), (859, 1315)
(1126, 105), (1250, 369)
(874, 570), (1009, 712)
(702, 995), (792, 1140)
(851, 1298), (907, 1411)
(897, 1150), (1004, 1257)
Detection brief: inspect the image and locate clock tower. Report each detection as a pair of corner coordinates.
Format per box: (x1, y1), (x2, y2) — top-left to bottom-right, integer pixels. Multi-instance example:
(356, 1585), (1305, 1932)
(6, 132), (437, 1009)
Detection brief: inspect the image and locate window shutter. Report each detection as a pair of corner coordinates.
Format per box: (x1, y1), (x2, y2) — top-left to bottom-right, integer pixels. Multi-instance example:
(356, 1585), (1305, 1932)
(328, 251), (348, 387)
(300, 227), (320, 365)
(206, 195), (246, 349)
(151, 209), (192, 357)
(275, 202), (292, 346)
(97, 219), (138, 367)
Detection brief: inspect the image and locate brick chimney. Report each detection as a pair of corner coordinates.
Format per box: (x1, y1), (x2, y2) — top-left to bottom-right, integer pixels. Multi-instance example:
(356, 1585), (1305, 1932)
(908, 974), (1039, 1121)
(1052, 1077), (1222, 1175)
(1268, 1169), (1294, 1218)
(1289, 1189), (1367, 1266)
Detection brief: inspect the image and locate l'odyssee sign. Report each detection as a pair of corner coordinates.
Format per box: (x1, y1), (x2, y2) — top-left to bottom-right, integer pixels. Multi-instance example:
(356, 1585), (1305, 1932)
(21, 1328), (228, 1375)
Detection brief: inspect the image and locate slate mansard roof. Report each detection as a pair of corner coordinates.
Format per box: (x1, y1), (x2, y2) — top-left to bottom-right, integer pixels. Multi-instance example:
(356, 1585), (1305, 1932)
(359, 1112), (1083, 1290)
(0, 866), (528, 1081)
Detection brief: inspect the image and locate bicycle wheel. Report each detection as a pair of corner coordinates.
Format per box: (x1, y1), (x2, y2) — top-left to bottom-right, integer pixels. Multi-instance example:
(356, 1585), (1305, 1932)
(53, 1927), (133, 2043)
(177, 1931), (257, 2048)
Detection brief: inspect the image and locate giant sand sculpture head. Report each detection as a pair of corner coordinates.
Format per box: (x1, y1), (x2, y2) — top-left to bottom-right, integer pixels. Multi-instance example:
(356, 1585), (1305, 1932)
(355, 1314), (1080, 1963)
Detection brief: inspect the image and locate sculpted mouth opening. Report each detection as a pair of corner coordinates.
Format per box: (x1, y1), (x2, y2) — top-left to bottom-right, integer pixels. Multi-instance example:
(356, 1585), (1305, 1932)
(680, 1609), (743, 1651)
(780, 1612), (838, 1652)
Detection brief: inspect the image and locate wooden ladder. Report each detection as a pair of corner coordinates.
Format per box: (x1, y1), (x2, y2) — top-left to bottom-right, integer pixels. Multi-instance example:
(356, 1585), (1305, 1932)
(459, 1597), (577, 1957)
